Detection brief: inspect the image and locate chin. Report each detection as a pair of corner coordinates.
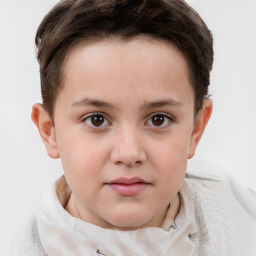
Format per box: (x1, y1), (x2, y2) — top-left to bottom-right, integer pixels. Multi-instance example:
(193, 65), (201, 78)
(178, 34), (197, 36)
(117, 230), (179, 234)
(106, 213), (152, 230)
(111, 221), (148, 231)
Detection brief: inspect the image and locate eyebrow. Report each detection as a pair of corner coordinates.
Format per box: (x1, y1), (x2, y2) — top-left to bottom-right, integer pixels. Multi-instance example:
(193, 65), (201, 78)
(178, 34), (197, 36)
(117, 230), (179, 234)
(142, 99), (183, 109)
(71, 98), (113, 108)
(71, 98), (183, 109)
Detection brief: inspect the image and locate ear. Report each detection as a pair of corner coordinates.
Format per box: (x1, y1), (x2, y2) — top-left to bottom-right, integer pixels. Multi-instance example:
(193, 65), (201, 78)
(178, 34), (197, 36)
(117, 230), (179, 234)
(31, 103), (60, 159)
(188, 99), (213, 159)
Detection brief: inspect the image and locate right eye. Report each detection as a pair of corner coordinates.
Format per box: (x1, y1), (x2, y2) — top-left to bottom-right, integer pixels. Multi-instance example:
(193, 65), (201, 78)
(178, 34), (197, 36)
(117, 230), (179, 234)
(83, 114), (110, 128)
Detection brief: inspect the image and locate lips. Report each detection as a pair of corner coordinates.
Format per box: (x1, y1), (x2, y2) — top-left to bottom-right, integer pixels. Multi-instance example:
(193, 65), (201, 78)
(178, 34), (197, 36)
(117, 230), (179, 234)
(106, 177), (150, 196)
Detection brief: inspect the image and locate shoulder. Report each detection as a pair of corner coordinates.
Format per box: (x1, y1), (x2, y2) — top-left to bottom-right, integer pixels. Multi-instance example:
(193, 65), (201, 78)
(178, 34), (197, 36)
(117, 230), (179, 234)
(186, 169), (256, 218)
(10, 215), (46, 256)
(186, 169), (256, 255)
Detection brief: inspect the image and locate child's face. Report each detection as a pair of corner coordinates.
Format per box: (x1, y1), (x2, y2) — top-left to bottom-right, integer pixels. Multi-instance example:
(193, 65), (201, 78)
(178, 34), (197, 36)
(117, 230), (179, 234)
(33, 37), (212, 230)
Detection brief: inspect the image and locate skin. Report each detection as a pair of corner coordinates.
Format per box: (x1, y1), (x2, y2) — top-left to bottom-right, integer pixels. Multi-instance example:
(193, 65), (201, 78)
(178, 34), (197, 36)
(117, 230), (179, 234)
(32, 37), (212, 230)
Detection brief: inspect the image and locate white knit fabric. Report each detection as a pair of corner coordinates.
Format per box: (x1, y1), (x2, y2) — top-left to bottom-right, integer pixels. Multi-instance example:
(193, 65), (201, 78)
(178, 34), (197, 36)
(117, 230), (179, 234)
(187, 170), (256, 255)
(35, 177), (196, 256)
(10, 170), (256, 256)
(10, 217), (46, 256)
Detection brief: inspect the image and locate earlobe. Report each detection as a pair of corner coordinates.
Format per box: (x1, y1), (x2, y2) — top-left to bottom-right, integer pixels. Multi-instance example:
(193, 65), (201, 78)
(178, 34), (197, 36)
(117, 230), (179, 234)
(31, 103), (60, 159)
(188, 99), (213, 159)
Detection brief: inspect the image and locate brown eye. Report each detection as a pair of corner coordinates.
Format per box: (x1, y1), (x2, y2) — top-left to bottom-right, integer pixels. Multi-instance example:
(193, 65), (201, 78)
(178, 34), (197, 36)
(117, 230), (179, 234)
(91, 115), (104, 126)
(146, 114), (172, 128)
(151, 115), (165, 126)
(84, 114), (109, 127)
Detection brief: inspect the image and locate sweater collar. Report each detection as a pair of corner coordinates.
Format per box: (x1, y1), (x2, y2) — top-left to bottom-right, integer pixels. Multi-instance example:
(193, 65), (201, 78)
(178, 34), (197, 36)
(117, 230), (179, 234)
(36, 175), (197, 256)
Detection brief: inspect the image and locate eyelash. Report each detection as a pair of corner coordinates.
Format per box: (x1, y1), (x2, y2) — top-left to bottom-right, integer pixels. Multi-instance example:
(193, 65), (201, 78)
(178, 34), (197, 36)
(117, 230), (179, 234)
(82, 112), (111, 129)
(145, 112), (174, 129)
(81, 112), (174, 129)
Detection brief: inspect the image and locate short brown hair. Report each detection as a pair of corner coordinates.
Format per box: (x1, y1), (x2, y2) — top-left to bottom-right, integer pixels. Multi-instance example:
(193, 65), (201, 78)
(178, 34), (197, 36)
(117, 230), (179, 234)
(36, 0), (213, 119)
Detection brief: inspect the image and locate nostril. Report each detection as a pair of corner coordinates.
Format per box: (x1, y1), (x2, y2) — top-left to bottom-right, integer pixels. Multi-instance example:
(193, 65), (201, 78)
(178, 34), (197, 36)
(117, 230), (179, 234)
(110, 147), (147, 166)
(126, 160), (142, 167)
(114, 160), (142, 167)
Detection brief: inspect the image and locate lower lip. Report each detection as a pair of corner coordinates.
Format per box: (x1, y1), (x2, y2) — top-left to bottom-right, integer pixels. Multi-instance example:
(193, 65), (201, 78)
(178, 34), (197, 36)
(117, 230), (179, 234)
(107, 183), (149, 196)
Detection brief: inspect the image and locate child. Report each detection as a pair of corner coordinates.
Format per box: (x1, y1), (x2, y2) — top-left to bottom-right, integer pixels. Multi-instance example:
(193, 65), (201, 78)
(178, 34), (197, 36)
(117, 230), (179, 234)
(11, 0), (256, 255)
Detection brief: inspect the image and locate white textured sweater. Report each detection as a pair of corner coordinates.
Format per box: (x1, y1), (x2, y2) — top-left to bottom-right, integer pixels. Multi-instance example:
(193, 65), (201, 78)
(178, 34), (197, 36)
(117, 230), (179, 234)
(11, 170), (256, 256)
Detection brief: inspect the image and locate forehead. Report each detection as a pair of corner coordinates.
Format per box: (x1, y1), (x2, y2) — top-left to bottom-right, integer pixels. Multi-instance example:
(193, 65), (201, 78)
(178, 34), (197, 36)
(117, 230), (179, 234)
(64, 36), (190, 73)
(58, 36), (194, 109)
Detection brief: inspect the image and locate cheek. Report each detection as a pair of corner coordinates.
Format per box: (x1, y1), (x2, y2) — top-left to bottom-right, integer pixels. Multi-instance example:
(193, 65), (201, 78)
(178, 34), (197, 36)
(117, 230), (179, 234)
(149, 133), (190, 169)
(60, 140), (110, 203)
(57, 133), (110, 180)
(148, 135), (189, 187)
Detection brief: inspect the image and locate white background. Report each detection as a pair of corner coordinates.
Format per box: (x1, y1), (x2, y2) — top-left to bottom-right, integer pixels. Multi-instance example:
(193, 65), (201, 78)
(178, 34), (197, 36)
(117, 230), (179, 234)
(0, 0), (256, 254)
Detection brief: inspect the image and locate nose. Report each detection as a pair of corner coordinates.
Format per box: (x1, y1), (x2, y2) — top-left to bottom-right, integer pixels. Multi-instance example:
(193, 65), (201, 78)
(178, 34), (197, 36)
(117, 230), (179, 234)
(110, 125), (147, 166)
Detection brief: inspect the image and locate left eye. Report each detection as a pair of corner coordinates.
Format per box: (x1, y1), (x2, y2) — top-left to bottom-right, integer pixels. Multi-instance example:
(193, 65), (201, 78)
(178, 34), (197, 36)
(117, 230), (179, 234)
(146, 114), (172, 127)
(84, 114), (109, 127)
